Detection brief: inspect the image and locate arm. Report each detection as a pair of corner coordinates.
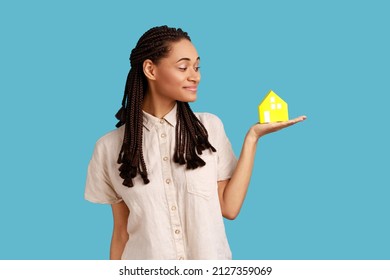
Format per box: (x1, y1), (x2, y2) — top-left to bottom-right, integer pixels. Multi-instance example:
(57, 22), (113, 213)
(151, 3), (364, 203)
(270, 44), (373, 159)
(110, 201), (130, 260)
(218, 116), (306, 220)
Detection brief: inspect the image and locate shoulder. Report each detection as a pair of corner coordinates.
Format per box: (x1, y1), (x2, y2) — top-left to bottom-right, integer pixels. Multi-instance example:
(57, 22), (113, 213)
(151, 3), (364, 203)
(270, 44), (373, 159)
(94, 125), (125, 152)
(194, 112), (227, 143)
(194, 112), (224, 128)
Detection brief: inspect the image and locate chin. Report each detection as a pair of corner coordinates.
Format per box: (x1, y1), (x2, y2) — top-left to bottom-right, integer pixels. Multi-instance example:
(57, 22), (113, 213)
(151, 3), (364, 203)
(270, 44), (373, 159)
(178, 93), (197, 103)
(187, 96), (197, 103)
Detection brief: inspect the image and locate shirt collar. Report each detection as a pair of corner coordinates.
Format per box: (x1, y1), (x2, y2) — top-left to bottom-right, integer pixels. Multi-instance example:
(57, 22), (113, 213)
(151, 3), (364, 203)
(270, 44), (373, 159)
(142, 103), (177, 131)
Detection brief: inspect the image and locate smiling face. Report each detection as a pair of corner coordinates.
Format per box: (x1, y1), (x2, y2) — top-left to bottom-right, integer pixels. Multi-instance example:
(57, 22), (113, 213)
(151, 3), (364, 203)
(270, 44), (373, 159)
(143, 39), (201, 109)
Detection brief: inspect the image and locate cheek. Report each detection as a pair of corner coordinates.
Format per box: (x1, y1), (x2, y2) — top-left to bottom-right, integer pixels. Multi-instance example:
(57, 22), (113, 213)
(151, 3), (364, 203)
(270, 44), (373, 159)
(160, 71), (184, 87)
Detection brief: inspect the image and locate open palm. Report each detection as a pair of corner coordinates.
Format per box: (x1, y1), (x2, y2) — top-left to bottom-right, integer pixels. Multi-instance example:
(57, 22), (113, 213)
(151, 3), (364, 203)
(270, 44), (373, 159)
(249, 116), (307, 139)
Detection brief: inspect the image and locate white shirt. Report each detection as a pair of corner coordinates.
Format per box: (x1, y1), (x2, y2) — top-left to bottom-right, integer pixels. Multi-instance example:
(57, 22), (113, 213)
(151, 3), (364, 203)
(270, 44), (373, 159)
(85, 104), (237, 260)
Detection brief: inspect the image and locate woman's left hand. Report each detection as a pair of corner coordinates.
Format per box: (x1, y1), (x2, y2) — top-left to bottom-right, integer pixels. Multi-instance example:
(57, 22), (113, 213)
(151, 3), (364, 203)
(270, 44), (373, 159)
(247, 115), (307, 141)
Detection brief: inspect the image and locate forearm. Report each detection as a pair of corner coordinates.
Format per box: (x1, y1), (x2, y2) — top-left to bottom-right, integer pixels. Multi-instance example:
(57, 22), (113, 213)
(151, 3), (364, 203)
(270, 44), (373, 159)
(221, 132), (258, 219)
(109, 231), (129, 260)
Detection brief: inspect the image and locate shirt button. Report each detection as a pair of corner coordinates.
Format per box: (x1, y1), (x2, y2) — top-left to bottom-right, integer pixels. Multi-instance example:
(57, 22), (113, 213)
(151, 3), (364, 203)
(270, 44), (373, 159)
(160, 119), (164, 124)
(163, 156), (168, 161)
(171, 206), (176, 211)
(175, 229), (180, 234)
(161, 133), (166, 138)
(165, 179), (171, 184)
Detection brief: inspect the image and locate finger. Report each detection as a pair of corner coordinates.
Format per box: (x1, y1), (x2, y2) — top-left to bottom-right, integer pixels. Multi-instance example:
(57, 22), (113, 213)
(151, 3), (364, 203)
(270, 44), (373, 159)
(294, 115), (307, 122)
(274, 116), (306, 129)
(287, 116), (307, 125)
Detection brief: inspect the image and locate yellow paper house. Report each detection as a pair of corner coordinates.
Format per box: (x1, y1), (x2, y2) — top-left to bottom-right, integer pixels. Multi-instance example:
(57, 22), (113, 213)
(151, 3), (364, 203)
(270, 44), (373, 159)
(258, 90), (289, 123)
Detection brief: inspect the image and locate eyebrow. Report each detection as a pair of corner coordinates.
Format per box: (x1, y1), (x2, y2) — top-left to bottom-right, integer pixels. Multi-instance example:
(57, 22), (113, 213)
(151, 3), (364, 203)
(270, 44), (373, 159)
(176, 57), (200, 63)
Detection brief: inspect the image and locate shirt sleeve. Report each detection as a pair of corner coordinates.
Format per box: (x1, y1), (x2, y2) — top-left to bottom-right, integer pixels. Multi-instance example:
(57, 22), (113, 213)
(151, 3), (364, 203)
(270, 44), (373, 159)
(84, 138), (123, 204)
(212, 115), (238, 181)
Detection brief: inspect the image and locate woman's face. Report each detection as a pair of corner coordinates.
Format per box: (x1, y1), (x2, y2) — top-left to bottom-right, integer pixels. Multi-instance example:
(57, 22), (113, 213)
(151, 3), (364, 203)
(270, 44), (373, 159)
(147, 39), (201, 103)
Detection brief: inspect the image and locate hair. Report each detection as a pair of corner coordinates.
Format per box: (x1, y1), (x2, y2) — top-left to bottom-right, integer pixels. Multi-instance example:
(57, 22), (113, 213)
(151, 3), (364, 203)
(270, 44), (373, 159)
(115, 25), (216, 187)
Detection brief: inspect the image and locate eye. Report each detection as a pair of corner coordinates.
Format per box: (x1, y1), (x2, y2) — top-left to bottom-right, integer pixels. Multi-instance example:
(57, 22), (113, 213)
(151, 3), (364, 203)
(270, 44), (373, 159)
(194, 66), (201, 72)
(178, 67), (187, 71)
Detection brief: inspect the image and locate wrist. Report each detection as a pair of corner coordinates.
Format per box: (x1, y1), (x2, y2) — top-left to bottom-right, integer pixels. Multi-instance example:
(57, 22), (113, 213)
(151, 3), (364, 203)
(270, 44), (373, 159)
(245, 129), (260, 144)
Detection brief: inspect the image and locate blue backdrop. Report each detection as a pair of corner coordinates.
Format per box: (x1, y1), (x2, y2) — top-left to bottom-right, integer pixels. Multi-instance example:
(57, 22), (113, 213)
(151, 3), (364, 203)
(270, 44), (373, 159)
(1, 0), (389, 259)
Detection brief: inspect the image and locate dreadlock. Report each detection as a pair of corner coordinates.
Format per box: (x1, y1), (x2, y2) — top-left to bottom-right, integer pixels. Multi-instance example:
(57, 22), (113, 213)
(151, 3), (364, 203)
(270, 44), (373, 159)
(115, 25), (216, 187)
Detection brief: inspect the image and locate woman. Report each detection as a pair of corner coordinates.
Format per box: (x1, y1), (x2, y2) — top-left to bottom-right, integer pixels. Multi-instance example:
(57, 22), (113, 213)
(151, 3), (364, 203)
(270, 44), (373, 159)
(85, 25), (306, 260)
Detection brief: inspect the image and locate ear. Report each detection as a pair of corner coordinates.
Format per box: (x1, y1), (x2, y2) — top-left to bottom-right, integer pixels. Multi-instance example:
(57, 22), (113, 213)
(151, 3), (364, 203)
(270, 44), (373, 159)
(143, 59), (156, 80)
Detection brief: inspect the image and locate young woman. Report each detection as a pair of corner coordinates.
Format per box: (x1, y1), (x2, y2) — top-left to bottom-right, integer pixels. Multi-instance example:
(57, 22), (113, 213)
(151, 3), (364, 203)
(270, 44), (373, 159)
(85, 25), (306, 260)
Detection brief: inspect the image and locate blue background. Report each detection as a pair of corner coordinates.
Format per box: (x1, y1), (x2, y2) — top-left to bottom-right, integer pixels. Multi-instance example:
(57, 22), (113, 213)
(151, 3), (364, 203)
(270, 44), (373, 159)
(1, 0), (389, 259)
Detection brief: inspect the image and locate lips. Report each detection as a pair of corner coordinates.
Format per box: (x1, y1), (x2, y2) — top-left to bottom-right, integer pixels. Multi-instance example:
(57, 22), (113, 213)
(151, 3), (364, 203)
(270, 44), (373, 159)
(183, 86), (197, 92)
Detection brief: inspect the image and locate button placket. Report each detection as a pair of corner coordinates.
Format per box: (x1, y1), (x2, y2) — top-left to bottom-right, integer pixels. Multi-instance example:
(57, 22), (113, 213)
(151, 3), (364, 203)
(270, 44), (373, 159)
(157, 124), (186, 259)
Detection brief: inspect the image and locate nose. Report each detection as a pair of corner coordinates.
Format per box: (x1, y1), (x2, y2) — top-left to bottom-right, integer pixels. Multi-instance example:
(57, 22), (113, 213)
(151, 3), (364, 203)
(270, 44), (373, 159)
(188, 68), (201, 83)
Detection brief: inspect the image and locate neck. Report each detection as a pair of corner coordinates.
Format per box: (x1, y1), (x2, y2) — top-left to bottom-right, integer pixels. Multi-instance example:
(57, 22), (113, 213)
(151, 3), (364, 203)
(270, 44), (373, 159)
(142, 90), (176, 119)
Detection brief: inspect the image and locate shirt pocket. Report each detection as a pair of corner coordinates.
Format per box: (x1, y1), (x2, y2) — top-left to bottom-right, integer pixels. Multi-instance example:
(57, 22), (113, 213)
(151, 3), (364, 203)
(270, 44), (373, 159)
(185, 153), (217, 200)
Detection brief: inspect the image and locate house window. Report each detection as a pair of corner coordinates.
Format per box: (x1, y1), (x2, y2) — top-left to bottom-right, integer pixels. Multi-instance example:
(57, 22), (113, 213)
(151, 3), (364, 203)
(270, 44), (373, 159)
(277, 103), (282, 109)
(270, 97), (275, 103)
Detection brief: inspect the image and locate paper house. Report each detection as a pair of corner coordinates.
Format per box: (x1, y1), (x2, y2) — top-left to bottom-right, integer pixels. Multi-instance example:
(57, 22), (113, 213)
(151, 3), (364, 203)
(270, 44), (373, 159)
(258, 90), (289, 123)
